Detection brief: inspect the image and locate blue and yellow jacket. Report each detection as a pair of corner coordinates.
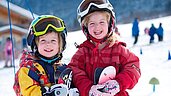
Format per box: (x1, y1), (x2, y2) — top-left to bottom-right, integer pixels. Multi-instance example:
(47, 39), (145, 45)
(15, 51), (67, 96)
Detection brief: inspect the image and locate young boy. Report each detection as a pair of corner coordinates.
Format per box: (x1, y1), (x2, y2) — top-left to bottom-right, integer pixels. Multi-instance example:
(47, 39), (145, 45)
(68, 0), (141, 96)
(13, 15), (77, 96)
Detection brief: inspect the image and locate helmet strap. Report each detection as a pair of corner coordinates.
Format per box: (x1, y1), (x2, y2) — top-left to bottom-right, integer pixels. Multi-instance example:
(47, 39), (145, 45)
(108, 16), (115, 34)
(82, 26), (89, 38)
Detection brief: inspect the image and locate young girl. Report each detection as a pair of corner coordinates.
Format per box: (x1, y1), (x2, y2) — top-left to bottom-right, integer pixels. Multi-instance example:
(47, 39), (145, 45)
(68, 0), (141, 96)
(4, 37), (12, 67)
(13, 15), (78, 96)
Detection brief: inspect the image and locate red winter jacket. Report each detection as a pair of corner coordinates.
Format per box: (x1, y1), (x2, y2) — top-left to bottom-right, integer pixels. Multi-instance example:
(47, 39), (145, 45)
(68, 40), (141, 96)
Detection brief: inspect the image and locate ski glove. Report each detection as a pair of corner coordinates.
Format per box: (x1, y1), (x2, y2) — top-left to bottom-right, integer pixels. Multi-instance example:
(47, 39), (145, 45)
(100, 80), (120, 95)
(89, 84), (113, 96)
(41, 84), (69, 96)
(69, 88), (79, 96)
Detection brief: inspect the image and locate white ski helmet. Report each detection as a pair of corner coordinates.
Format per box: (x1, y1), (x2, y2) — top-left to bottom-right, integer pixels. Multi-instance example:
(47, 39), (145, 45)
(77, 0), (116, 41)
(77, 0), (115, 25)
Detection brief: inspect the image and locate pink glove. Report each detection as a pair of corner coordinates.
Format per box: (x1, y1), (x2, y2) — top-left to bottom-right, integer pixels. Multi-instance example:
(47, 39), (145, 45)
(101, 80), (120, 95)
(89, 85), (113, 96)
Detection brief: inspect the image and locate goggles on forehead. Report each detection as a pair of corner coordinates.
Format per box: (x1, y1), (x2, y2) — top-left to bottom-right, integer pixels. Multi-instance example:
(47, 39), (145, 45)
(77, 0), (113, 23)
(31, 15), (65, 36)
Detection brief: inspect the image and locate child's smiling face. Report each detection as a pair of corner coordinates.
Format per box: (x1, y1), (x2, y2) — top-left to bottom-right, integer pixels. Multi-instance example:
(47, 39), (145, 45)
(87, 11), (109, 40)
(37, 32), (59, 58)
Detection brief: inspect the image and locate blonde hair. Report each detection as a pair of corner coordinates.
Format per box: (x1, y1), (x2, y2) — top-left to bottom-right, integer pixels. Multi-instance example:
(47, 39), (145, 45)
(108, 32), (120, 47)
(35, 32), (63, 53)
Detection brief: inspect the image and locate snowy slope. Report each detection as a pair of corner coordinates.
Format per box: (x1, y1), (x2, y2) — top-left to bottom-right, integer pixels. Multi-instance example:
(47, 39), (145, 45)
(0, 16), (171, 96)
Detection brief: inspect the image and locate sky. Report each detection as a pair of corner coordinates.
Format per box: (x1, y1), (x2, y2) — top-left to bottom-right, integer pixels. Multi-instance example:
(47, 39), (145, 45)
(0, 15), (171, 96)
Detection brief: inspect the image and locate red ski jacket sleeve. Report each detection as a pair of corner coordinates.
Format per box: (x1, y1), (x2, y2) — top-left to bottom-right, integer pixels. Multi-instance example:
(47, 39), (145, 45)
(68, 48), (93, 96)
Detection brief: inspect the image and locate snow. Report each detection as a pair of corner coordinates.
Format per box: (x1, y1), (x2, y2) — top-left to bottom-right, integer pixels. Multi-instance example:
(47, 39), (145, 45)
(1, 15), (171, 96)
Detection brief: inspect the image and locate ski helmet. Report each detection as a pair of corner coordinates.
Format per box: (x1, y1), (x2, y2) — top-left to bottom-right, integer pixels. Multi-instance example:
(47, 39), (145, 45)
(77, 0), (116, 42)
(77, 0), (115, 24)
(27, 15), (67, 53)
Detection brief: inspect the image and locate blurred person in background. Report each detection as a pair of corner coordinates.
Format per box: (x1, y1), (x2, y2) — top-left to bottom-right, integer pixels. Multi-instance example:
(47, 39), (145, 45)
(149, 23), (157, 44)
(132, 18), (140, 45)
(4, 37), (12, 68)
(156, 23), (164, 42)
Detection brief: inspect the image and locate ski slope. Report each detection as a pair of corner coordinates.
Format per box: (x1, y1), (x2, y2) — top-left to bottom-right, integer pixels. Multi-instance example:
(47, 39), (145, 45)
(0, 16), (171, 96)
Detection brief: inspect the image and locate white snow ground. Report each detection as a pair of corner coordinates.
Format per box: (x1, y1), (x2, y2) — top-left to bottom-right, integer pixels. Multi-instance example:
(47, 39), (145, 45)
(0, 16), (171, 96)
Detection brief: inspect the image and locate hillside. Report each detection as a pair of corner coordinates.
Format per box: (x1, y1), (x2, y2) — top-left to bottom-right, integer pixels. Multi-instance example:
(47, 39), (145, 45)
(11, 0), (171, 31)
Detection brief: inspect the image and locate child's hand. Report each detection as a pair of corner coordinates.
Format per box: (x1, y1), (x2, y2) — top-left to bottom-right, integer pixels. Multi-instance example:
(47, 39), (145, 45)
(41, 84), (69, 96)
(69, 88), (79, 96)
(89, 84), (104, 96)
(101, 80), (120, 95)
(89, 84), (113, 96)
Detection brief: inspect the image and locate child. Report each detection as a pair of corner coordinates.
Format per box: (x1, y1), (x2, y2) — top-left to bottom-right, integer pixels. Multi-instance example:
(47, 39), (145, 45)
(13, 15), (78, 96)
(156, 23), (164, 42)
(149, 23), (157, 44)
(4, 37), (12, 68)
(68, 0), (141, 96)
(132, 18), (140, 45)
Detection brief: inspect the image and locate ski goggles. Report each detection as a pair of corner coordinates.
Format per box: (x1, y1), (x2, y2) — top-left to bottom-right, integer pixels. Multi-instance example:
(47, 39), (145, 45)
(77, 0), (113, 22)
(32, 15), (65, 36)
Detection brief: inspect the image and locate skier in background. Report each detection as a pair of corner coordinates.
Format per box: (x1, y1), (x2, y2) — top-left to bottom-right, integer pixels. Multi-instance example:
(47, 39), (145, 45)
(149, 23), (157, 44)
(4, 37), (12, 68)
(132, 17), (140, 45)
(156, 23), (164, 42)
(68, 0), (141, 96)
